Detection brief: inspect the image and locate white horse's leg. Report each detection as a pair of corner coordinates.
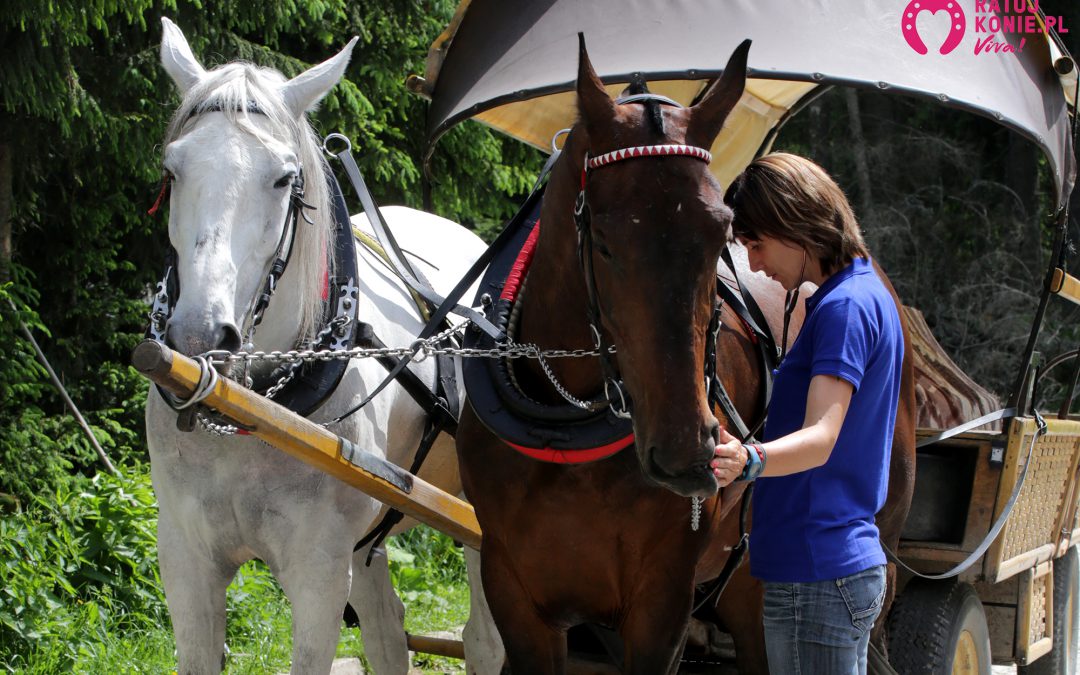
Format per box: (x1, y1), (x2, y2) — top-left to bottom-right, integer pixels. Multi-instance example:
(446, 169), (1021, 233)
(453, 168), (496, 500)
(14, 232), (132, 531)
(348, 546), (410, 674)
(158, 518), (237, 675)
(275, 547), (355, 675)
(462, 546), (506, 675)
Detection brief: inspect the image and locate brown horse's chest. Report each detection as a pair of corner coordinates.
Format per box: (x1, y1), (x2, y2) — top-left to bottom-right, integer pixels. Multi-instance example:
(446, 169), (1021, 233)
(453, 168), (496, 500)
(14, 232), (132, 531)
(460, 423), (718, 616)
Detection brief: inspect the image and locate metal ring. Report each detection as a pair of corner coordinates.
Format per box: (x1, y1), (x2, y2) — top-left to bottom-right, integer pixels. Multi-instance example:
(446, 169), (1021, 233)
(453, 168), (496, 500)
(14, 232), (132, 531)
(409, 338), (429, 363)
(322, 133), (352, 158)
(550, 128), (572, 153)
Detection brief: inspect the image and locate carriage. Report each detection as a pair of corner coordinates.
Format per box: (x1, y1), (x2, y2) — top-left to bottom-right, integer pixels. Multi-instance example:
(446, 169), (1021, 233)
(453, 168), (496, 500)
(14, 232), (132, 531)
(138, 1), (1080, 673)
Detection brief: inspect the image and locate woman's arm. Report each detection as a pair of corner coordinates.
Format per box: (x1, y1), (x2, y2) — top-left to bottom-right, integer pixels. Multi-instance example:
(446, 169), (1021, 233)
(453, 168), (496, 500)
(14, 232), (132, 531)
(711, 374), (853, 485)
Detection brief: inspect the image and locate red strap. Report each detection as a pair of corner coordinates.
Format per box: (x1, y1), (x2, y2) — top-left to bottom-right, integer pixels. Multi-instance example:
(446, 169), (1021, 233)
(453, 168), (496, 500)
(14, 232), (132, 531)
(147, 177), (170, 216)
(505, 432), (634, 464)
(500, 220), (541, 302)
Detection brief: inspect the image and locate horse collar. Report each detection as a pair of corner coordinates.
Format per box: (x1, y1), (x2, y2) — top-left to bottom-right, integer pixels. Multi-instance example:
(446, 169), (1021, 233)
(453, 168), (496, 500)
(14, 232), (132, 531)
(462, 189), (635, 464)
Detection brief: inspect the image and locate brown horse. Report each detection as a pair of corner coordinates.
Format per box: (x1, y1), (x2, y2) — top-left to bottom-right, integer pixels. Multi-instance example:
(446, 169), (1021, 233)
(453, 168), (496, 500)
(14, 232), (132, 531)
(456, 36), (916, 673)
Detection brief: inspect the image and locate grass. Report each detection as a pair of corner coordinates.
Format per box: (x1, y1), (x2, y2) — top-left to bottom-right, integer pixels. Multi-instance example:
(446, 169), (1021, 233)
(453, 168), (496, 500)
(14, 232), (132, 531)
(0, 467), (473, 674)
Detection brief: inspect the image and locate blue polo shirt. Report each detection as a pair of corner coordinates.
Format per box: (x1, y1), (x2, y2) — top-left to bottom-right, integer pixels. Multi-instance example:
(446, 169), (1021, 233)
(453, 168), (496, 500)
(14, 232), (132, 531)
(749, 257), (904, 583)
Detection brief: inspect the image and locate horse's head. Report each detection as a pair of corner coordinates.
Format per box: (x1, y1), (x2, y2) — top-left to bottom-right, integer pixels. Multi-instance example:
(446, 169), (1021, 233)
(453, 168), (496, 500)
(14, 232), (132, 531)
(157, 18), (355, 358)
(571, 38), (749, 497)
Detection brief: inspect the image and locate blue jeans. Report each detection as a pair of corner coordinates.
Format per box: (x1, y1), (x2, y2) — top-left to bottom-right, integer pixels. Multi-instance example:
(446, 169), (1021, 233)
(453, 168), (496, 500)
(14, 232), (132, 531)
(762, 565), (886, 675)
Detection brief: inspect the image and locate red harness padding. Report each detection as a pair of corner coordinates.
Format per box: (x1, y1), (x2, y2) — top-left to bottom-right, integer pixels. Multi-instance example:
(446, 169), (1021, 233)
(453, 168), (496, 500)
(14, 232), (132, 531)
(506, 433), (635, 464)
(494, 218), (634, 463)
(500, 220), (540, 302)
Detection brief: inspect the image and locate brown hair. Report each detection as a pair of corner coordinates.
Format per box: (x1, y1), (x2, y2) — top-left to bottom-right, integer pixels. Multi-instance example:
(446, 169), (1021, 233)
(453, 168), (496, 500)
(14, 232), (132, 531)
(723, 153), (869, 275)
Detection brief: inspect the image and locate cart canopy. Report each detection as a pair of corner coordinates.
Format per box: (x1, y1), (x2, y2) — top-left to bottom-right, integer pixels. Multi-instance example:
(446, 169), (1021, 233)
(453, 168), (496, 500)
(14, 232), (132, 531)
(414, 0), (1076, 208)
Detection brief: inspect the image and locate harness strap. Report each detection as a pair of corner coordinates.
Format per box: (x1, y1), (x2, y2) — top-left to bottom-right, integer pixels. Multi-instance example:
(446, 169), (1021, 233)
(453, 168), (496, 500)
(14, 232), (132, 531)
(712, 276), (777, 442)
(356, 324), (457, 431)
(326, 134), (501, 340)
(326, 193), (522, 426)
(720, 246), (780, 361)
(353, 227), (431, 322)
(692, 484), (754, 614)
(355, 415), (447, 563)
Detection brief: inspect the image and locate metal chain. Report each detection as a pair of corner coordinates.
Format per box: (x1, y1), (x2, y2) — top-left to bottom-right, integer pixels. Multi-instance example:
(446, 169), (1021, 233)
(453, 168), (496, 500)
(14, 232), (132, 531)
(199, 324), (615, 369)
(197, 412), (240, 437)
(535, 350), (605, 410)
(691, 496), (702, 531)
(187, 319), (615, 436)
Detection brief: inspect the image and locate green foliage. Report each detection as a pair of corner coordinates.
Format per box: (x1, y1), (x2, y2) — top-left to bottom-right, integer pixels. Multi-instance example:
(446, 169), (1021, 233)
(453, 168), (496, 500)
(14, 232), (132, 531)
(385, 526), (471, 672)
(387, 525), (467, 622)
(0, 0), (535, 505)
(0, 468), (165, 670)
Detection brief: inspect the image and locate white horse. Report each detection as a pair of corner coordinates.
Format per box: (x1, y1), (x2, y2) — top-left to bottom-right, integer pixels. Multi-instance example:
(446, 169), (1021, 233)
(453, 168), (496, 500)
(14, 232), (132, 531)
(146, 18), (502, 674)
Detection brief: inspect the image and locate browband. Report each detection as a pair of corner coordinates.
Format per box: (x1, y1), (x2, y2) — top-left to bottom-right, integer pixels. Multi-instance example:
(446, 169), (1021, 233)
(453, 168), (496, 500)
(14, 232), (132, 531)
(586, 144), (713, 171)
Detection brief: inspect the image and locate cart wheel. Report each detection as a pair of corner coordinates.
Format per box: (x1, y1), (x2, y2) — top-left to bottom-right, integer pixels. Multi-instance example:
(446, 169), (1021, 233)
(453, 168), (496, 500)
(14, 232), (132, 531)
(1019, 546), (1080, 675)
(887, 579), (991, 674)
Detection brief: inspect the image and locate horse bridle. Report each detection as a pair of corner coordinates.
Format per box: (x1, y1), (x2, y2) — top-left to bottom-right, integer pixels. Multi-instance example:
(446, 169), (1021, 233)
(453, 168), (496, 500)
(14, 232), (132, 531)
(573, 93), (719, 419)
(147, 103), (318, 406)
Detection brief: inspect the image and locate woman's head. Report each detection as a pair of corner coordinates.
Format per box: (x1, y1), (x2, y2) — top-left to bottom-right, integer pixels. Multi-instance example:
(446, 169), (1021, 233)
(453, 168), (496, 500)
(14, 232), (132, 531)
(723, 153), (868, 277)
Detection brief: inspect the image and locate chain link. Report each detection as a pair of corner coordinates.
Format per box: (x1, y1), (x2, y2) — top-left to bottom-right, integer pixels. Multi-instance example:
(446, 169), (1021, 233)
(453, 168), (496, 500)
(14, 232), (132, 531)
(188, 319), (617, 436)
(200, 322), (615, 369)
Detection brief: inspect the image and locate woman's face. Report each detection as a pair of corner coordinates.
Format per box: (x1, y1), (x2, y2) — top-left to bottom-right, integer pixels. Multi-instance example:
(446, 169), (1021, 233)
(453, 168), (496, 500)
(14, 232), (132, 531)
(739, 235), (810, 291)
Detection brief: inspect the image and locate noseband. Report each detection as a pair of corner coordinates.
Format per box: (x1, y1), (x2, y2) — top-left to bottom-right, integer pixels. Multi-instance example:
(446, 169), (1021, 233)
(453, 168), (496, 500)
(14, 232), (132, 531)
(573, 94), (717, 418)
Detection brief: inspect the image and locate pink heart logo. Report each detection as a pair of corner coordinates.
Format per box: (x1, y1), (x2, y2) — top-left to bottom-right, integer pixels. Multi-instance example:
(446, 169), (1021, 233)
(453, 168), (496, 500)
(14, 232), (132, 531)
(902, 0), (966, 55)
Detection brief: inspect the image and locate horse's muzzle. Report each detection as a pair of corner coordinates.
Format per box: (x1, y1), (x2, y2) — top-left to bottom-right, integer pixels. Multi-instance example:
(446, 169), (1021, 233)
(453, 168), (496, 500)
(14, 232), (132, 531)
(641, 431), (721, 499)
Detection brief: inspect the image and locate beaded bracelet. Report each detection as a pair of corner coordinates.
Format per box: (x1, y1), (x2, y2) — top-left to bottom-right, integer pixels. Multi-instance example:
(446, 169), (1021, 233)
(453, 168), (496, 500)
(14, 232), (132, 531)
(737, 443), (766, 481)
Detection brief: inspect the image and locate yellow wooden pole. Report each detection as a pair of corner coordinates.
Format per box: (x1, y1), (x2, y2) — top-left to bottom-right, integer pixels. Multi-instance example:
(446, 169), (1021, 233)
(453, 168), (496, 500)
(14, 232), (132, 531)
(406, 634), (466, 660)
(132, 340), (481, 549)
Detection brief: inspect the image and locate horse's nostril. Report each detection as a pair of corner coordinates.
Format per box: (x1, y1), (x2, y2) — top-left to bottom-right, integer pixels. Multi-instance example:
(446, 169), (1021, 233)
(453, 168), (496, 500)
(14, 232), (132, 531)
(708, 420), (721, 445)
(216, 323), (242, 353)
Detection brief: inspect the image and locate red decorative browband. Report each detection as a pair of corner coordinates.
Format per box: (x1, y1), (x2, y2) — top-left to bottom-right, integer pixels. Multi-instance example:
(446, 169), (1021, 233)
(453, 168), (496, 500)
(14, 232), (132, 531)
(586, 144), (713, 171)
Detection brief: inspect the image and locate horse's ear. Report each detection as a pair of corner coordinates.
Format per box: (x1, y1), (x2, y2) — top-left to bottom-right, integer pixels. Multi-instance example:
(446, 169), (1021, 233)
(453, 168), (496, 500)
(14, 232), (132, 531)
(686, 39), (751, 148)
(160, 17), (206, 94)
(281, 37), (359, 118)
(576, 33), (615, 129)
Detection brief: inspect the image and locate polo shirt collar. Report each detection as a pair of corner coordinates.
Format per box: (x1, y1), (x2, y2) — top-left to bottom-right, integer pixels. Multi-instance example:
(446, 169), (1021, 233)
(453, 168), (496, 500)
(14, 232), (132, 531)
(804, 257), (872, 313)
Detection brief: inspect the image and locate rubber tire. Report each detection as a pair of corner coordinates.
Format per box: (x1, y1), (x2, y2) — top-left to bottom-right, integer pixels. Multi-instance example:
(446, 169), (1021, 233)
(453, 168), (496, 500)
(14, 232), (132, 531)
(887, 579), (992, 674)
(1019, 546), (1080, 675)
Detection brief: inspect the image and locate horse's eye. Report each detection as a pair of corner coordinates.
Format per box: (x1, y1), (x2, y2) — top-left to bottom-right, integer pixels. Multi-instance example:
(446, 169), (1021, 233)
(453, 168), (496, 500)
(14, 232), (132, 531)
(273, 174), (294, 189)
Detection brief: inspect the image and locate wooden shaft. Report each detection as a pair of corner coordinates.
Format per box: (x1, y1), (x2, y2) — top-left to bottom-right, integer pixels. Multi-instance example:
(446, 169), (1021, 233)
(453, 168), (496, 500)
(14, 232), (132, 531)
(132, 340), (482, 549)
(1050, 268), (1080, 307)
(406, 634), (466, 660)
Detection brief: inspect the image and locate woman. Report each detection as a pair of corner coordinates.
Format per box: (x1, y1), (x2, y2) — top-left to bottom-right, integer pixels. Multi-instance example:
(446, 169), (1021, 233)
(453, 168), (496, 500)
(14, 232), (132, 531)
(711, 153), (904, 675)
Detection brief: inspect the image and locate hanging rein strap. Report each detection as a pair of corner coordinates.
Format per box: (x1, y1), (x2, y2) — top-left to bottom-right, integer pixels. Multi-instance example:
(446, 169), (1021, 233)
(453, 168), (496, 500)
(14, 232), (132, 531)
(323, 133), (501, 340)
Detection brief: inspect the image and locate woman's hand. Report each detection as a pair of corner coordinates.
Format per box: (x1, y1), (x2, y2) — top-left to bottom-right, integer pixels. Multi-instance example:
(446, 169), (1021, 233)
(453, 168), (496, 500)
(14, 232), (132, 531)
(710, 426), (747, 487)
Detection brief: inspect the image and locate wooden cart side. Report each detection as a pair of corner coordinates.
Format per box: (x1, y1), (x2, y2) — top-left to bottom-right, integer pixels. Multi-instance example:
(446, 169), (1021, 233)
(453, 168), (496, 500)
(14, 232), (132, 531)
(897, 429), (1003, 580)
(985, 417), (1080, 584)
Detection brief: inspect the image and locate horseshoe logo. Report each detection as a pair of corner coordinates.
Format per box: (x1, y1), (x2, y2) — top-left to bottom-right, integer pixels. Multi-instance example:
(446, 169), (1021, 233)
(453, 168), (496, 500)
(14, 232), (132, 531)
(902, 0), (966, 55)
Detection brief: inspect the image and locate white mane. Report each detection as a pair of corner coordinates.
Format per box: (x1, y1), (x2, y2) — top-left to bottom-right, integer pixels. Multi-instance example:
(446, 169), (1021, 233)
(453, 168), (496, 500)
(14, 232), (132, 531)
(163, 61), (333, 343)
